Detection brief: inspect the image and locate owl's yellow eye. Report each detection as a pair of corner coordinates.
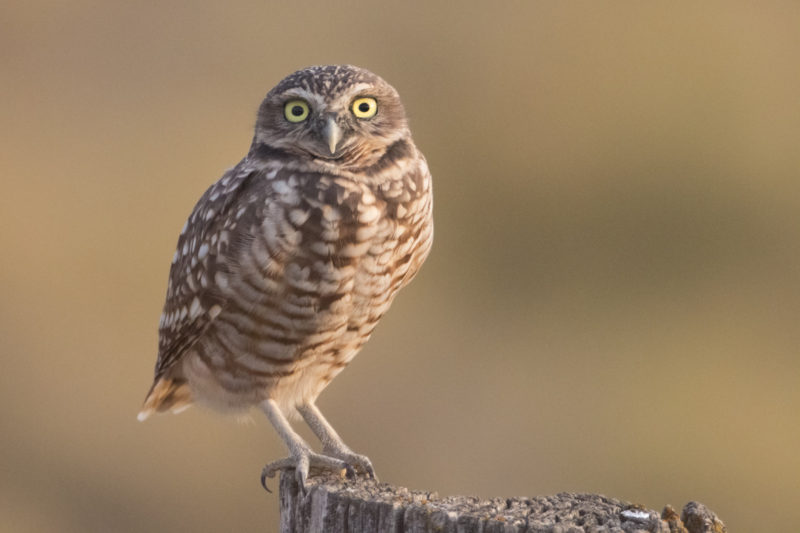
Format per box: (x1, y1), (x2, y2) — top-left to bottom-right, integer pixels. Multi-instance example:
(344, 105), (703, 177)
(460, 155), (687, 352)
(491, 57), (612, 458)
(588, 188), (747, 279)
(351, 97), (378, 119)
(284, 100), (310, 123)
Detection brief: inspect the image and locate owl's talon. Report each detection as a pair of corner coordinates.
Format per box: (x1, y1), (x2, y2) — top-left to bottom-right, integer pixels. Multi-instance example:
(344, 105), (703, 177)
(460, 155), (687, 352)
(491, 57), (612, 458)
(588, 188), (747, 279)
(260, 456), (297, 492)
(260, 471), (272, 493)
(322, 445), (377, 481)
(261, 449), (351, 492)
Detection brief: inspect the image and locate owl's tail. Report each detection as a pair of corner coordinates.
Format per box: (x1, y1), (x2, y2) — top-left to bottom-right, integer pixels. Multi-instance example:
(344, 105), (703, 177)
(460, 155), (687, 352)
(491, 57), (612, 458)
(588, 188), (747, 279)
(137, 377), (192, 421)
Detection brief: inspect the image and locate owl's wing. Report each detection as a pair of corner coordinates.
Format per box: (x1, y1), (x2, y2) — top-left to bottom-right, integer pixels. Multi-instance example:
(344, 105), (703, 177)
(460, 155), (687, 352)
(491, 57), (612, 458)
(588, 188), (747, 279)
(153, 162), (259, 378)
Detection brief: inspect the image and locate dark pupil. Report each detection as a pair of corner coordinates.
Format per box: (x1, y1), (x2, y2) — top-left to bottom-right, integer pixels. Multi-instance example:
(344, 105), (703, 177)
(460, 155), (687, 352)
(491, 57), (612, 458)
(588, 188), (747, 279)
(291, 105), (304, 116)
(358, 102), (370, 113)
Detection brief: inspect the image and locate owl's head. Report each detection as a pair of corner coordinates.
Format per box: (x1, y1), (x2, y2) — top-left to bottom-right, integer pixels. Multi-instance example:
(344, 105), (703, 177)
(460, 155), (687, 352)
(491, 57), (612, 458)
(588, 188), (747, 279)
(252, 65), (409, 168)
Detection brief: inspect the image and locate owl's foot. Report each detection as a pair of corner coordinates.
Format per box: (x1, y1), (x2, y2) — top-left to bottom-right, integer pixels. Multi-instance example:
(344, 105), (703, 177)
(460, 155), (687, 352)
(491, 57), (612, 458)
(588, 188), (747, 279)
(322, 444), (377, 481)
(260, 448), (355, 492)
(297, 402), (378, 481)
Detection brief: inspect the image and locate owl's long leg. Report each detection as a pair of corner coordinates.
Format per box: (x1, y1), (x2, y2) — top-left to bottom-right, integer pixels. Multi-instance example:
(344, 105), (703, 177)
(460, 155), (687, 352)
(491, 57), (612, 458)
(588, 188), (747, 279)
(259, 399), (353, 490)
(297, 402), (377, 480)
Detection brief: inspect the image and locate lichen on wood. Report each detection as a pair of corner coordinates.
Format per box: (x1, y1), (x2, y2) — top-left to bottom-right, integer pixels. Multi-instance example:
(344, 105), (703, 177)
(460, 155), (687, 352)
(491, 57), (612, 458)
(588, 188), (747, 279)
(278, 472), (726, 533)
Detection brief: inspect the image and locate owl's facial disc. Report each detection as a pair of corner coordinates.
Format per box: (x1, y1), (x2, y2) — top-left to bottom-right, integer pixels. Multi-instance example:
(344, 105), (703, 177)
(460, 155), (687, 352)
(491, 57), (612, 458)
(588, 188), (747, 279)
(255, 72), (407, 167)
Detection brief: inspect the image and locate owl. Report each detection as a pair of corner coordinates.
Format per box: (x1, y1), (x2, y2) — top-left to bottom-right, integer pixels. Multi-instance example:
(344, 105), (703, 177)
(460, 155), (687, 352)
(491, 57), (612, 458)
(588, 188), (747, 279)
(138, 65), (433, 488)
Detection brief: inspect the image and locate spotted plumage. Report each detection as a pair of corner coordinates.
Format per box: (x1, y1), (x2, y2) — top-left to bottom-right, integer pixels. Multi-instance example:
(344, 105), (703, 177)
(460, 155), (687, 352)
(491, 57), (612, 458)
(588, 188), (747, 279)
(139, 65), (433, 486)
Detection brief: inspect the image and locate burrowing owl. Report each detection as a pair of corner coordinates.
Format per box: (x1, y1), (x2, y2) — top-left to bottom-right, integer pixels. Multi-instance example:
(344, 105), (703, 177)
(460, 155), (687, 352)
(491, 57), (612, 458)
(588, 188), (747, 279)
(138, 65), (433, 487)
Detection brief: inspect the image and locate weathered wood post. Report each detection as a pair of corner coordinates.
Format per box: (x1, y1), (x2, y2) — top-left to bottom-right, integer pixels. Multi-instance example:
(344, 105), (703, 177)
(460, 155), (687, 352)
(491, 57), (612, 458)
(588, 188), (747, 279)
(278, 472), (726, 533)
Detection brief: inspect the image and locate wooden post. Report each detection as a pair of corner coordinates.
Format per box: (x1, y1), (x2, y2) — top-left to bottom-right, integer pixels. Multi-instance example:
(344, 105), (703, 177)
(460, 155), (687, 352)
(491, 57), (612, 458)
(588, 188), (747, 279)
(278, 472), (727, 533)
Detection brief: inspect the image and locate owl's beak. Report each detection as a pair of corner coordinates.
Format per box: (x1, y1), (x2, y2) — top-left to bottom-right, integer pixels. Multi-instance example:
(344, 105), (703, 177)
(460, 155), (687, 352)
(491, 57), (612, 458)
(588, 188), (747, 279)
(323, 117), (342, 154)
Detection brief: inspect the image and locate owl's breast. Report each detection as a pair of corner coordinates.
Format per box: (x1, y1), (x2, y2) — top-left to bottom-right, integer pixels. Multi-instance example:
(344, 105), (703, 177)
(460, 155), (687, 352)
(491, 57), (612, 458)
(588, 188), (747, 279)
(284, 174), (409, 314)
(306, 171), (426, 298)
(213, 165), (431, 363)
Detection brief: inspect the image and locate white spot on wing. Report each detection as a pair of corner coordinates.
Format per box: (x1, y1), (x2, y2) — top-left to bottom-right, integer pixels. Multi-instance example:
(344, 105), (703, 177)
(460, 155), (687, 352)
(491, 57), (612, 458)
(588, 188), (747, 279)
(289, 209), (310, 226)
(189, 297), (202, 319)
(272, 181), (290, 195)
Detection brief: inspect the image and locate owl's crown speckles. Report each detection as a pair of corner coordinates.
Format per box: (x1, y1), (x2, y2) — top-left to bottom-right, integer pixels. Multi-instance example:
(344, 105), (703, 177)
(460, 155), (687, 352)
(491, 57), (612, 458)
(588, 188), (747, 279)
(269, 65), (383, 99)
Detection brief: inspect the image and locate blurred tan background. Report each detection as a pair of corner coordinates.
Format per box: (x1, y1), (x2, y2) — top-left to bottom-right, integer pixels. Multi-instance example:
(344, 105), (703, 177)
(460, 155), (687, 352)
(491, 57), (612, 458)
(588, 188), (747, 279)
(2, 1), (799, 531)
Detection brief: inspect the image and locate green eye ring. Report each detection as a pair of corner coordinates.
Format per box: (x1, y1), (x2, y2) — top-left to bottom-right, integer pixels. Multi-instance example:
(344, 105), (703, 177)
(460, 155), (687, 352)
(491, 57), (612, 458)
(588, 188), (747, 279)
(351, 97), (378, 119)
(284, 100), (310, 123)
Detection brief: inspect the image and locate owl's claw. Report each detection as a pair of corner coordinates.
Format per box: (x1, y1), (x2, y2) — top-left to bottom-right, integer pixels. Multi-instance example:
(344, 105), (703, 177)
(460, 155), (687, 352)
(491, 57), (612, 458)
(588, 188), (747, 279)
(322, 446), (377, 481)
(261, 474), (272, 493)
(260, 449), (355, 492)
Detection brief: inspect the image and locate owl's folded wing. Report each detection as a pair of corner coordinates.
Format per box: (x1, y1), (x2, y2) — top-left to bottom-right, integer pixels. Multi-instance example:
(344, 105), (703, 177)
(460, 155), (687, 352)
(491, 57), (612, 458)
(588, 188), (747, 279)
(153, 162), (260, 377)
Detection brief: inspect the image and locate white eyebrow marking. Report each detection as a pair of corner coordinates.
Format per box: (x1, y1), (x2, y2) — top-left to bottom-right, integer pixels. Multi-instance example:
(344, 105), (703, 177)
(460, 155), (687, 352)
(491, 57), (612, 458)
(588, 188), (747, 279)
(344, 82), (373, 94)
(279, 89), (325, 109)
(330, 85), (380, 111)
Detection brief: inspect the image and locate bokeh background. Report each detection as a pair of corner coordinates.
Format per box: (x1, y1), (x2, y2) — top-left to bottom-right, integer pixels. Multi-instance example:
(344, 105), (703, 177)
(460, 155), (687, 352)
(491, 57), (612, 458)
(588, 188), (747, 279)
(2, 1), (799, 531)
